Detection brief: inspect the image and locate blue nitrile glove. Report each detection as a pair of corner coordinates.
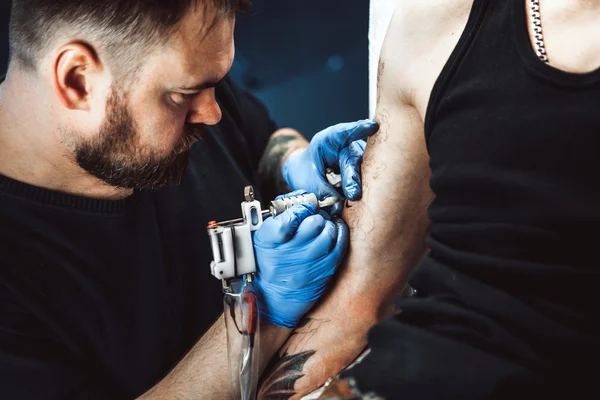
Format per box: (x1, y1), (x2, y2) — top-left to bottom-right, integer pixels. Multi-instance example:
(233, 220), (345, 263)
(253, 190), (349, 328)
(282, 119), (379, 215)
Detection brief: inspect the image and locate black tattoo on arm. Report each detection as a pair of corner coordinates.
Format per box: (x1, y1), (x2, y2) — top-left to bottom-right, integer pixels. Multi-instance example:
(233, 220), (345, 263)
(259, 318), (330, 399)
(258, 131), (308, 201)
(259, 350), (316, 400)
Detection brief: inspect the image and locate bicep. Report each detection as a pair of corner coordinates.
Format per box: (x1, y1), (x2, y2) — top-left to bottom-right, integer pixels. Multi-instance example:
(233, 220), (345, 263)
(342, 26), (434, 304)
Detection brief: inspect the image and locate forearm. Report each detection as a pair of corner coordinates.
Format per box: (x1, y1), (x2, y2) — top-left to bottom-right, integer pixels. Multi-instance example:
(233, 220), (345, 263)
(138, 316), (291, 400)
(258, 128), (309, 200)
(137, 315), (230, 400)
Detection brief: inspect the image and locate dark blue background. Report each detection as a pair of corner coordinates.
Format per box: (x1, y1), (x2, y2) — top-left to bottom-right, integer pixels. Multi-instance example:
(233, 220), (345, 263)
(0, 0), (368, 138)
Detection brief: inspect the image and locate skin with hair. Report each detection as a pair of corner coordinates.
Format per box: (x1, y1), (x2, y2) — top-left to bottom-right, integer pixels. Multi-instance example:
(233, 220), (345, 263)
(0, 1), (312, 398)
(64, 84), (206, 190)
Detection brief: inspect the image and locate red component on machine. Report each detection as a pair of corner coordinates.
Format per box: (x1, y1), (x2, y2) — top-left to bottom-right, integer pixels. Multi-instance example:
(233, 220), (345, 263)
(242, 289), (258, 336)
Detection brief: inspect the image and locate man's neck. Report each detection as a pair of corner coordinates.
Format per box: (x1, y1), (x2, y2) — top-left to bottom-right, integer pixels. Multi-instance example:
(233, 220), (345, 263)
(0, 71), (133, 200)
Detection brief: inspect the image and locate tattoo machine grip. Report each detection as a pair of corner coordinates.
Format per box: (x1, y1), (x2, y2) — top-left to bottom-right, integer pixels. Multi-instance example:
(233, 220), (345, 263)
(269, 193), (341, 216)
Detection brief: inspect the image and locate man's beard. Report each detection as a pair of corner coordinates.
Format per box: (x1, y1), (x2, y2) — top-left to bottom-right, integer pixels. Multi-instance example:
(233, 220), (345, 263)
(72, 87), (205, 191)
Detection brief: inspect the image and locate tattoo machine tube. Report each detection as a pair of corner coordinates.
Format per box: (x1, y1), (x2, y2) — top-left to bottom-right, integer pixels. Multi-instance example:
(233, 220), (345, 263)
(223, 277), (260, 400)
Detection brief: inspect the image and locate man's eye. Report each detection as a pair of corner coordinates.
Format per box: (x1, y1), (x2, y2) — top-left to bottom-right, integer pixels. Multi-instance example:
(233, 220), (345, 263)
(171, 92), (197, 105)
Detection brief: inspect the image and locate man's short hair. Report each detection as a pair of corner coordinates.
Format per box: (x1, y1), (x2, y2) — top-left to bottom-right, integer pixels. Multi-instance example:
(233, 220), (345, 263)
(9, 0), (250, 74)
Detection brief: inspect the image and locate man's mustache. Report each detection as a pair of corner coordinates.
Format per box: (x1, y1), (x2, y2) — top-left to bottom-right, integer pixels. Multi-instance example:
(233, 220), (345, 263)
(175, 124), (206, 154)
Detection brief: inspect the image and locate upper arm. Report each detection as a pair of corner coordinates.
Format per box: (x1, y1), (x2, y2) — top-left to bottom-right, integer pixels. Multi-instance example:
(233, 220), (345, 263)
(342, 68), (433, 310)
(340, 0), (471, 314)
(256, 6), (475, 397)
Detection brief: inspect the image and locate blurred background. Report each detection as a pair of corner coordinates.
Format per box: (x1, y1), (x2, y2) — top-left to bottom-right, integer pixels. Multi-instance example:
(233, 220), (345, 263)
(0, 0), (369, 139)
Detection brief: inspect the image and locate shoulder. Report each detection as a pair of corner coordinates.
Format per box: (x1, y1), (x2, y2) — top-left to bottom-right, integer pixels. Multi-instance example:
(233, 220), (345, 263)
(381, 0), (475, 114)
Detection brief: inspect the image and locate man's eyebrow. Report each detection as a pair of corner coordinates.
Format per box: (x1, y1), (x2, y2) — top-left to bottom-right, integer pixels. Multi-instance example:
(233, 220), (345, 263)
(179, 78), (224, 92)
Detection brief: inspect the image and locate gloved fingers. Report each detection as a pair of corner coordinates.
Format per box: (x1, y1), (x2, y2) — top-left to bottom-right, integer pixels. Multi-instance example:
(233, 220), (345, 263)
(316, 177), (345, 217)
(275, 189), (308, 201)
(255, 203), (318, 245)
(316, 173), (343, 200)
(285, 214), (327, 245)
(319, 210), (332, 221)
(356, 139), (367, 152)
(303, 219), (339, 261)
(323, 217), (350, 267)
(329, 200), (344, 217)
(339, 142), (365, 201)
(281, 149), (307, 189)
(322, 119), (379, 150)
(310, 120), (379, 171)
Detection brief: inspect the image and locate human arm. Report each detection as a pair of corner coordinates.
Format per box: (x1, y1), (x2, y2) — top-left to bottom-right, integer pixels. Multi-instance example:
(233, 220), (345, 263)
(258, 86), (433, 400)
(138, 316), (291, 400)
(258, 61), (433, 400)
(257, 0), (474, 396)
(0, 197), (345, 400)
(143, 197), (349, 399)
(0, 284), (288, 400)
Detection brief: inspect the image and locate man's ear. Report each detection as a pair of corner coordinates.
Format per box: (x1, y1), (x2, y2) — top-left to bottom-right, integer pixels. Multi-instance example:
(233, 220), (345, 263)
(53, 42), (104, 111)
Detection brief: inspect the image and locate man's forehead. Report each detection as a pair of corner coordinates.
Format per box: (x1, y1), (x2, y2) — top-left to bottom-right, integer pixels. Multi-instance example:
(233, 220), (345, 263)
(170, 9), (235, 69)
(175, 38), (235, 87)
(131, 5), (235, 90)
(174, 1), (235, 47)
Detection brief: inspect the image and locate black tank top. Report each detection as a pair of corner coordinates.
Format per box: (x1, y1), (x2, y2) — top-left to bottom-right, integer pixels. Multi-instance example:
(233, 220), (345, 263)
(347, 0), (600, 397)
(423, 0), (599, 370)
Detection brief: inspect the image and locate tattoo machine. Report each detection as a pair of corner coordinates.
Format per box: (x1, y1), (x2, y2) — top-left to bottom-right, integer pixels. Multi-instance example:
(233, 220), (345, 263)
(206, 183), (341, 399)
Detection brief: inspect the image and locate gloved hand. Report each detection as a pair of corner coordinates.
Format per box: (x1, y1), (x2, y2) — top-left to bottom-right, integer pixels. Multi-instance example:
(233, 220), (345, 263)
(253, 190), (349, 328)
(282, 119), (379, 215)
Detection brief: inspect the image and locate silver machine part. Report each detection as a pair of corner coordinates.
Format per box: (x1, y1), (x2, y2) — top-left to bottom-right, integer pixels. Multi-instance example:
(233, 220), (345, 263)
(269, 193), (319, 216)
(326, 167), (343, 189)
(207, 186), (264, 281)
(269, 193), (342, 217)
(223, 279), (259, 400)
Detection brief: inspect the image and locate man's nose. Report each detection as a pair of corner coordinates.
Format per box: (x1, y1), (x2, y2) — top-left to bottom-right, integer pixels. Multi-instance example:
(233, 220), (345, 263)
(186, 89), (222, 125)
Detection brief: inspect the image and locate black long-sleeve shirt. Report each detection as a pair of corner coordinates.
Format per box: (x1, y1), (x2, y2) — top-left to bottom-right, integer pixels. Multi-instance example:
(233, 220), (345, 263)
(0, 77), (277, 399)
